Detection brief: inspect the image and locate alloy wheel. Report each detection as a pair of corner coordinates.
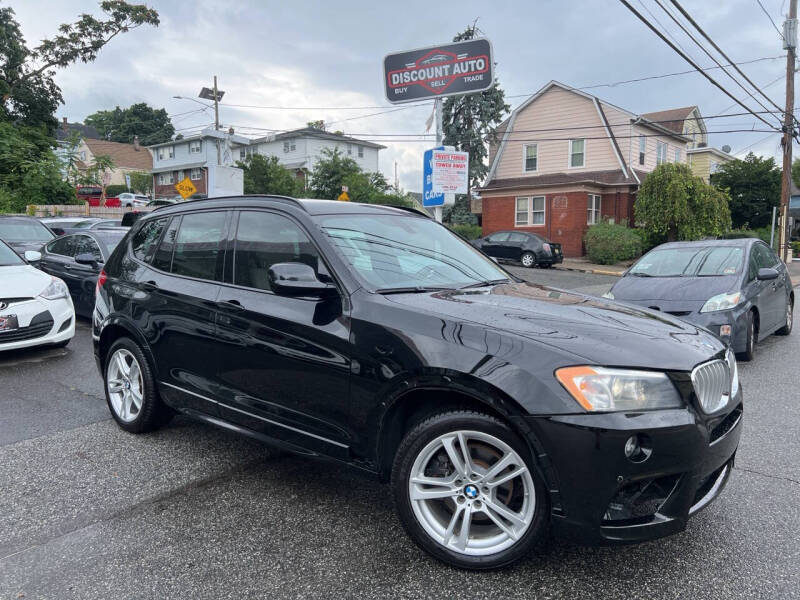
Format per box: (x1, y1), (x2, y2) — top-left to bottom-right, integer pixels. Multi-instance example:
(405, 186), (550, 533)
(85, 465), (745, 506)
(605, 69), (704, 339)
(521, 253), (534, 268)
(408, 430), (535, 556)
(106, 348), (144, 423)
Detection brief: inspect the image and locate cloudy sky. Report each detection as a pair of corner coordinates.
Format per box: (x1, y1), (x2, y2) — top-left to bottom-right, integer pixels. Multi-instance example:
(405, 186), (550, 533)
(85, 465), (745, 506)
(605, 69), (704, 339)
(11, 0), (795, 190)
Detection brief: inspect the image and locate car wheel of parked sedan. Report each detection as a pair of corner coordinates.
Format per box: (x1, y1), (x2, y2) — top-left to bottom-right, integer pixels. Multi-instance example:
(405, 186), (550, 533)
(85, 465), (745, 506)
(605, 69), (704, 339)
(104, 338), (172, 433)
(392, 410), (548, 569)
(776, 299), (793, 336)
(739, 312), (756, 362)
(520, 252), (536, 268)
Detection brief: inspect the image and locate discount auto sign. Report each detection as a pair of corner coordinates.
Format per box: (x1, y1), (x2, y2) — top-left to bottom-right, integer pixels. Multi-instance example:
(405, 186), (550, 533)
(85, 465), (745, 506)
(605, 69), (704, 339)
(383, 38), (494, 104)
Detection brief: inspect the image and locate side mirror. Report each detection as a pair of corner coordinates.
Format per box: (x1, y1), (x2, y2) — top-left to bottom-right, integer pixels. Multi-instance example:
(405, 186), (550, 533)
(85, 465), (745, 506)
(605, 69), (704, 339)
(268, 262), (337, 297)
(75, 253), (99, 268)
(757, 267), (779, 281)
(24, 250), (41, 262)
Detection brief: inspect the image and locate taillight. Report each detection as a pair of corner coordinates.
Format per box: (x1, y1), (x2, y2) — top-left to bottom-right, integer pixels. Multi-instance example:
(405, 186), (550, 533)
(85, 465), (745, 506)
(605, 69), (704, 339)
(543, 243), (552, 253)
(96, 269), (107, 294)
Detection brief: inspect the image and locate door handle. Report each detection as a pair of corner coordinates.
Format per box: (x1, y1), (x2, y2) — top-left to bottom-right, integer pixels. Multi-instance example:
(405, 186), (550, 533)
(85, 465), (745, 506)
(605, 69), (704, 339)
(141, 280), (158, 292)
(63, 264), (71, 270)
(220, 299), (244, 311)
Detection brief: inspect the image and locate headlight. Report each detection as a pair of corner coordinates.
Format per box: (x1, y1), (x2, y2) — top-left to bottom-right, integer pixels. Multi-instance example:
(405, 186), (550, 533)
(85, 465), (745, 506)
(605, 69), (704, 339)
(726, 348), (739, 398)
(556, 366), (683, 412)
(700, 291), (742, 313)
(602, 291), (615, 299)
(39, 277), (69, 301)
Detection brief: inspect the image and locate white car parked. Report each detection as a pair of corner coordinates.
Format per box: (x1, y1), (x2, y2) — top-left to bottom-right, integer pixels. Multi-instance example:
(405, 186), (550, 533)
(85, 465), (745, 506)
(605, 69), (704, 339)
(0, 240), (75, 351)
(118, 193), (150, 208)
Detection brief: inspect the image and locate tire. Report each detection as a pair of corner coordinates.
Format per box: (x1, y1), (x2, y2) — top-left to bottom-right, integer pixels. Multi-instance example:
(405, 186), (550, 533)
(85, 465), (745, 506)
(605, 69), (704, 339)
(738, 311), (756, 362)
(520, 252), (536, 268)
(103, 337), (172, 433)
(391, 410), (548, 570)
(776, 298), (793, 335)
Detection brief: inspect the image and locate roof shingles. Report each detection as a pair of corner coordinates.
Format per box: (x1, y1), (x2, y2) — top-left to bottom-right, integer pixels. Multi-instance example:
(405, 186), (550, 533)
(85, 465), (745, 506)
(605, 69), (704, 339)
(84, 139), (153, 171)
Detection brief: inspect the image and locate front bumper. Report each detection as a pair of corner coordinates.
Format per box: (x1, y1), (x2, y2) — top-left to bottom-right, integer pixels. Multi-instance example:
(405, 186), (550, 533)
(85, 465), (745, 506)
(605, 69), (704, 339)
(517, 391), (742, 545)
(684, 308), (750, 353)
(0, 295), (75, 351)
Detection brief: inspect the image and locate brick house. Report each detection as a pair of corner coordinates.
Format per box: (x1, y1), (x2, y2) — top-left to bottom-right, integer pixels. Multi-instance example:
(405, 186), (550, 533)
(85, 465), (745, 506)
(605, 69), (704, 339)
(480, 81), (694, 257)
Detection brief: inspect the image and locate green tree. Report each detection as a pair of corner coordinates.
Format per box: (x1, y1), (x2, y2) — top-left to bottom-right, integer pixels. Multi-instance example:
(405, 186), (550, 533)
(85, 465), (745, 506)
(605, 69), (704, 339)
(712, 153), (781, 229)
(238, 154), (302, 196)
(342, 171), (413, 207)
(85, 103), (174, 145)
(308, 147), (361, 199)
(441, 23), (510, 225)
(0, 3), (159, 137)
(636, 163), (731, 243)
(306, 120), (326, 131)
(129, 170), (152, 195)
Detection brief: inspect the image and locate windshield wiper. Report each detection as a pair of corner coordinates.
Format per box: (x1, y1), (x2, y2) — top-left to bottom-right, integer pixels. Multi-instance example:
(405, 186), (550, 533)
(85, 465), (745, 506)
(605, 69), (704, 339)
(458, 278), (511, 289)
(629, 272), (653, 277)
(374, 286), (453, 294)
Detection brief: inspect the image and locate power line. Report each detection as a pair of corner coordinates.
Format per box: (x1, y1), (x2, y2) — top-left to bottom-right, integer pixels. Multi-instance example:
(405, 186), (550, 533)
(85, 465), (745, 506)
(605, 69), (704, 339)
(734, 130), (780, 154)
(654, 0), (783, 127)
(619, 0), (780, 130)
(670, 0), (786, 116)
(755, 0), (786, 39)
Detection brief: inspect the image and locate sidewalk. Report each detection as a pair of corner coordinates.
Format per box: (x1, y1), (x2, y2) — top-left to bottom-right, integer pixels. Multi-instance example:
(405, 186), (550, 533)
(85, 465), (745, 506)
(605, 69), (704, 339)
(788, 260), (800, 283)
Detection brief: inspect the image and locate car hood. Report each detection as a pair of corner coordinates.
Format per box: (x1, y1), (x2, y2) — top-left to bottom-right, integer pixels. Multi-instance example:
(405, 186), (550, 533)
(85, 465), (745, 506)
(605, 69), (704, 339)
(383, 282), (724, 372)
(0, 264), (51, 297)
(6, 240), (47, 256)
(611, 274), (738, 302)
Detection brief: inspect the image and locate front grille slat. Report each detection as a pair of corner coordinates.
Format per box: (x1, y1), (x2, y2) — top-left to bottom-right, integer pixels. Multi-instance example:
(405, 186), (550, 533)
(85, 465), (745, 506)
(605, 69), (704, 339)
(691, 358), (731, 413)
(0, 318), (54, 344)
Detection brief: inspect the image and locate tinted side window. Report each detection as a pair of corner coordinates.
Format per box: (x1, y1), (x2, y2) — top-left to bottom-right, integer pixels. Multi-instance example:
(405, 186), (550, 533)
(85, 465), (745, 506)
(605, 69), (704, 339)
(74, 235), (102, 261)
(754, 244), (775, 269)
(487, 232), (511, 242)
(508, 233), (528, 243)
(171, 211), (227, 281)
(47, 236), (76, 257)
(233, 211), (319, 292)
(132, 218), (167, 262)
(152, 217), (181, 272)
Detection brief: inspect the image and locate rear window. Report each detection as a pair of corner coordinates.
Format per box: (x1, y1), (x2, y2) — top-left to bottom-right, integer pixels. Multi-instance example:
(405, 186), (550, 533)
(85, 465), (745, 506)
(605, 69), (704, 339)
(170, 211), (227, 281)
(94, 230), (127, 255)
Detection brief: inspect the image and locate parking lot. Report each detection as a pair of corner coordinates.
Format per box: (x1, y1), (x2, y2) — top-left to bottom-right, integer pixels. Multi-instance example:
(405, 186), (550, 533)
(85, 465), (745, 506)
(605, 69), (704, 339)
(1, 267), (798, 600)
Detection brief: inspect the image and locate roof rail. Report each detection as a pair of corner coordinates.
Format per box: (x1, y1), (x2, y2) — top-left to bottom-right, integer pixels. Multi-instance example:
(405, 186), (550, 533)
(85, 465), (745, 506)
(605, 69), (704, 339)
(148, 194), (308, 214)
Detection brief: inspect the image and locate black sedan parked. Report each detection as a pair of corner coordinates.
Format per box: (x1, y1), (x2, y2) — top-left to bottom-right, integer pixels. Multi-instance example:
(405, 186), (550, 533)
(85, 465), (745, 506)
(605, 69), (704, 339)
(39, 228), (127, 317)
(606, 239), (793, 361)
(92, 197), (740, 569)
(471, 230), (563, 267)
(0, 215), (55, 259)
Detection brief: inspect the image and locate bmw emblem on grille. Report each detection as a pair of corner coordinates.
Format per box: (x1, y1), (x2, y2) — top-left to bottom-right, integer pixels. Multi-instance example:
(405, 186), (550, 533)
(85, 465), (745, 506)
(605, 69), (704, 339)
(464, 485), (479, 499)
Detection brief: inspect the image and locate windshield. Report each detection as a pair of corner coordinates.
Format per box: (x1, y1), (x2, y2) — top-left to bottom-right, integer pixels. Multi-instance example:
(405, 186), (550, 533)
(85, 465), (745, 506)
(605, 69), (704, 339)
(0, 220), (54, 243)
(94, 231), (127, 254)
(315, 214), (511, 291)
(629, 246), (744, 277)
(0, 240), (23, 266)
(72, 220), (99, 229)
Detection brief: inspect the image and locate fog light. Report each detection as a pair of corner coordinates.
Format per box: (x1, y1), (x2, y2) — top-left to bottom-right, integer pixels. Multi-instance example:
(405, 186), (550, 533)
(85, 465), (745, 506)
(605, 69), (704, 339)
(624, 436), (640, 458)
(720, 325), (732, 337)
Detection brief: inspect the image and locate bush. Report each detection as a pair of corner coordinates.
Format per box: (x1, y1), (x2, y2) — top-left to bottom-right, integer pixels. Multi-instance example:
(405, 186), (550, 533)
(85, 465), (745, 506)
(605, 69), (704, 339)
(720, 228), (759, 239)
(448, 224), (482, 240)
(792, 241), (800, 255)
(104, 184), (129, 197)
(584, 222), (642, 265)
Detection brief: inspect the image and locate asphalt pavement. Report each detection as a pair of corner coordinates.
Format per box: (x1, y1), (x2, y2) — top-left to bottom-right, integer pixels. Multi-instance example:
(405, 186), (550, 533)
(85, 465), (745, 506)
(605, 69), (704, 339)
(1, 269), (798, 599)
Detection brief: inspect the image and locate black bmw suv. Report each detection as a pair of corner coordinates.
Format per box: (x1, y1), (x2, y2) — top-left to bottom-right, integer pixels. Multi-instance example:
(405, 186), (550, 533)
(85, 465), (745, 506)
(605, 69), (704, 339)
(93, 196), (741, 569)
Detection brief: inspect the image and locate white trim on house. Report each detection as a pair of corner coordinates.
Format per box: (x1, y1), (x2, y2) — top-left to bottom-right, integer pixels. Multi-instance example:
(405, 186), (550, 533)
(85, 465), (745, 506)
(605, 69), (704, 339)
(594, 98), (628, 178)
(686, 146), (735, 161)
(522, 143), (538, 173)
(514, 195), (546, 227)
(487, 111), (518, 182)
(587, 193), (602, 225)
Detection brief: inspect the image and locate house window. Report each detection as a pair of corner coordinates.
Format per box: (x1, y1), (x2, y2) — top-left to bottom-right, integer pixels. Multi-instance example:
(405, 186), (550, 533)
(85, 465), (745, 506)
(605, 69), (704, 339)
(190, 168), (202, 181)
(656, 141), (667, 165)
(569, 139), (585, 168)
(177, 170), (185, 182)
(80, 151), (87, 162)
(638, 136), (646, 165)
(158, 146), (175, 161)
(515, 196), (545, 226)
(358, 146), (364, 158)
(158, 173), (174, 185)
(674, 148), (681, 163)
(189, 140), (202, 154)
(347, 143), (353, 155)
(710, 161), (720, 174)
(587, 194), (602, 225)
(239, 147), (255, 160)
(523, 144), (538, 172)
(283, 140), (296, 153)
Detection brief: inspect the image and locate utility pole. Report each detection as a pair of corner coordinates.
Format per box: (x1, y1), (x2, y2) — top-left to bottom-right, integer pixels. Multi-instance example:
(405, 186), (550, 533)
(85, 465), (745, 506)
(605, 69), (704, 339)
(434, 98), (443, 223)
(781, 1), (797, 262)
(213, 76), (221, 164)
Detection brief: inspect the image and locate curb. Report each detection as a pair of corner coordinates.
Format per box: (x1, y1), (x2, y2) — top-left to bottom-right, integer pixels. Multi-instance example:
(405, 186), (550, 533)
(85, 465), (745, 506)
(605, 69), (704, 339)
(555, 265), (624, 277)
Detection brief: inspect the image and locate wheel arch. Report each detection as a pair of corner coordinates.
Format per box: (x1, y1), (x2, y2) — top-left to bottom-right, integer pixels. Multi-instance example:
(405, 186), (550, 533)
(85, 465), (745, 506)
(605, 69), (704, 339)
(98, 317), (157, 377)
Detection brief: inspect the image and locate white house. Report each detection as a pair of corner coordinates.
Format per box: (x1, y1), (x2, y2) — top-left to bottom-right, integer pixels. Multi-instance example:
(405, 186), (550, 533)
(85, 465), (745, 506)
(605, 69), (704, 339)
(233, 127), (385, 181)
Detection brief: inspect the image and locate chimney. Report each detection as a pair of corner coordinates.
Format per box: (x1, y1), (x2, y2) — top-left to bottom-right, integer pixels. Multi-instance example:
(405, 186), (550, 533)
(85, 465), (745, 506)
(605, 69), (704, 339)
(61, 117), (68, 131)
(133, 135), (140, 151)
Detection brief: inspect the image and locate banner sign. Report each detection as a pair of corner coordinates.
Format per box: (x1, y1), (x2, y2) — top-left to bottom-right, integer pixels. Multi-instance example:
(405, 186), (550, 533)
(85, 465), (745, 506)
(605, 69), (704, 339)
(432, 150), (469, 195)
(422, 146), (445, 207)
(384, 38), (494, 104)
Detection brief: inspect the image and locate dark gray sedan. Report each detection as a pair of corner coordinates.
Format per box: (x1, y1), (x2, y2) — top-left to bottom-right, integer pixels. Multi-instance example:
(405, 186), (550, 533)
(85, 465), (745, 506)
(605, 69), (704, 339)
(606, 239), (793, 361)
